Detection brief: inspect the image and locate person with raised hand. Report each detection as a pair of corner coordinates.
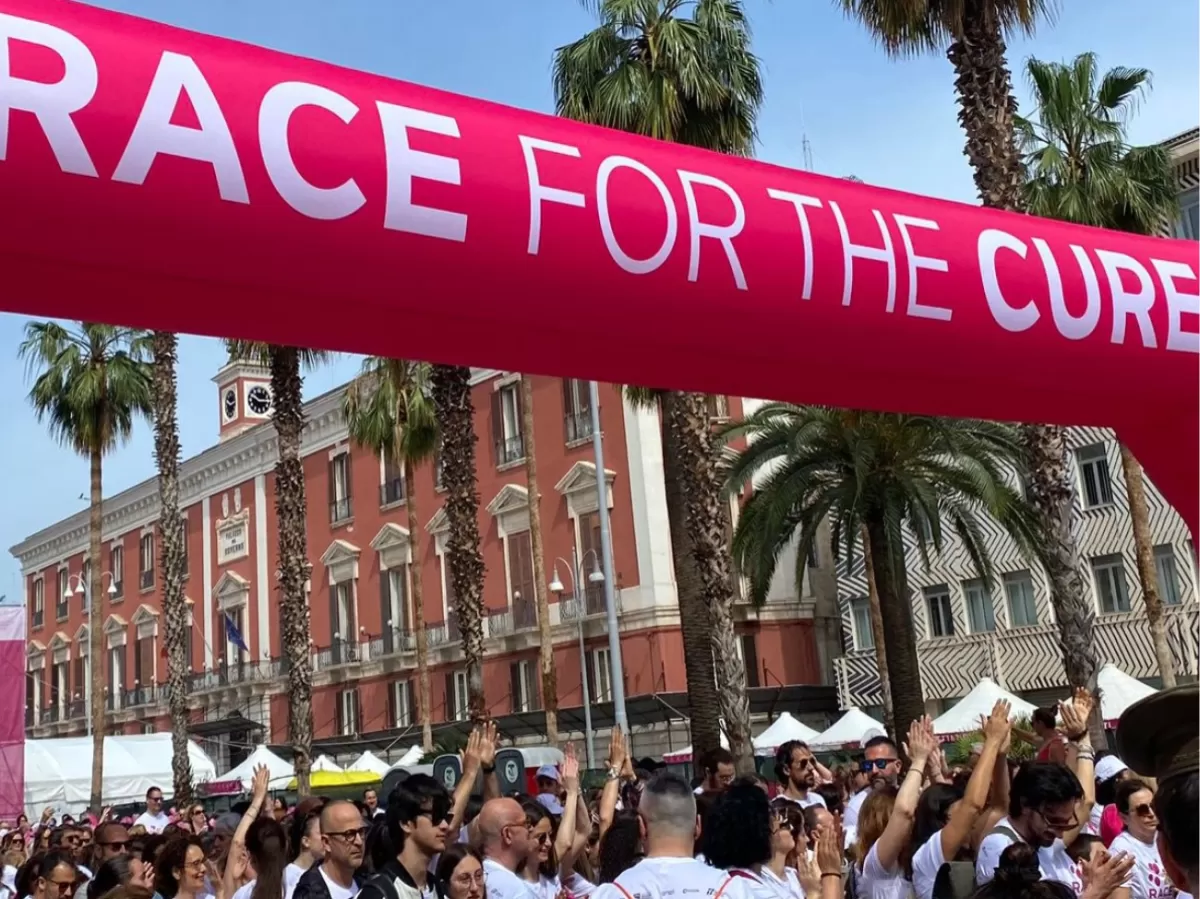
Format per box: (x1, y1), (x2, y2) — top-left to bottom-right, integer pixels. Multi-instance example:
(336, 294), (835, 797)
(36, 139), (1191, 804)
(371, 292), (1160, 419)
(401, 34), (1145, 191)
(814, 821), (845, 899)
(454, 721), (500, 847)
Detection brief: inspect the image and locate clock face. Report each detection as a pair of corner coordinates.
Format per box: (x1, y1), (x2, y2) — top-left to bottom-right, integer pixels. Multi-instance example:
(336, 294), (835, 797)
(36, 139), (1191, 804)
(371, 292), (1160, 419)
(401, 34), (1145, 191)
(222, 388), (237, 421)
(247, 385), (273, 415)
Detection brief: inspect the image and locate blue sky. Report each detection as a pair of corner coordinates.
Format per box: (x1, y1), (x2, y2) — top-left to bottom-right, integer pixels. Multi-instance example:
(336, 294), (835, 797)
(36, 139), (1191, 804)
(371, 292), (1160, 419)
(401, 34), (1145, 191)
(1, 0), (1197, 599)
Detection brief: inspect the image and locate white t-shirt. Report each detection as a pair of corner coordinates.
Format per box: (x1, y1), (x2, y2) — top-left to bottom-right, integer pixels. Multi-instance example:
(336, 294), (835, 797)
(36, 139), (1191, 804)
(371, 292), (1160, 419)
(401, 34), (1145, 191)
(133, 811), (170, 834)
(1110, 832), (1178, 899)
(531, 874), (561, 899)
(319, 868), (361, 899)
(859, 841), (911, 899)
(1085, 805), (1103, 837)
(284, 863), (306, 899)
(843, 789), (868, 849)
(910, 830), (949, 899)
(775, 793), (827, 810)
(484, 859), (540, 899)
(759, 867), (804, 899)
(232, 881), (256, 899)
(563, 873), (597, 899)
(593, 857), (753, 899)
(975, 818), (1079, 892)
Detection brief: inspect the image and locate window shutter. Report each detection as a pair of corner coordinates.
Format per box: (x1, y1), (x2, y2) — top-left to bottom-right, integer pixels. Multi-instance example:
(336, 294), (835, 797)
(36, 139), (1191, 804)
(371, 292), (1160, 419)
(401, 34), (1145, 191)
(121, 643), (129, 690)
(329, 585), (340, 658)
(380, 572), (393, 654)
(741, 635), (760, 688)
(344, 453), (353, 504)
(396, 565), (409, 632)
(134, 640), (143, 685)
(388, 681), (398, 727)
(584, 649), (595, 701)
(336, 692), (345, 734)
(445, 672), (456, 722)
(514, 382), (526, 448)
(354, 689), (362, 732)
(531, 661), (541, 710)
(490, 390), (503, 466)
(327, 457), (336, 514)
(510, 663), (522, 713)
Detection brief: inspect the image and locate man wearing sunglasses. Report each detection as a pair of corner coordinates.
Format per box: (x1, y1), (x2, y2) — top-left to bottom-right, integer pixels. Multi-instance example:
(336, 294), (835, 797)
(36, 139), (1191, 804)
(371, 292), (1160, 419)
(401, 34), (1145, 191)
(358, 777), (452, 899)
(842, 734), (901, 847)
(75, 823), (130, 899)
(772, 741), (826, 810)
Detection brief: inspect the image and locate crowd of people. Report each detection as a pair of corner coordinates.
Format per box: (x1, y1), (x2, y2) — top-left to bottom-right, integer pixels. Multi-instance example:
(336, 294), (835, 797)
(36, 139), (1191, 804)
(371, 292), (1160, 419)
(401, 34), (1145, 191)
(0, 683), (1193, 899)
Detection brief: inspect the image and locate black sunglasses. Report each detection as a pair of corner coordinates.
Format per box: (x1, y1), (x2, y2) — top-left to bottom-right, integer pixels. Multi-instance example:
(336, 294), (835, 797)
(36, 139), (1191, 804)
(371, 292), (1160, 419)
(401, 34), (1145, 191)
(860, 758), (897, 772)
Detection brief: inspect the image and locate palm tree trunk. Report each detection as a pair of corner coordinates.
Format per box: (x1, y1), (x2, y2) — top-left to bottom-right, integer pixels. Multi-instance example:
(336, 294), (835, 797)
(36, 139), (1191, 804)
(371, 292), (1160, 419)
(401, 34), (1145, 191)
(948, 15), (1102, 739)
(1119, 444), (1177, 687)
(430, 364), (486, 722)
(521, 375), (558, 743)
(271, 346), (314, 795)
(404, 460), (435, 752)
(660, 396), (722, 764)
(863, 512), (924, 742)
(151, 331), (193, 805)
(664, 390), (752, 773)
(859, 526), (894, 735)
(88, 445), (105, 813)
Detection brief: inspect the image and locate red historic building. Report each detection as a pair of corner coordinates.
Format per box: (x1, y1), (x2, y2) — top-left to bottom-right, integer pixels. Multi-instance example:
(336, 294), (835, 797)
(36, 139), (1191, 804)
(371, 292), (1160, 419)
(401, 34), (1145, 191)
(14, 363), (838, 770)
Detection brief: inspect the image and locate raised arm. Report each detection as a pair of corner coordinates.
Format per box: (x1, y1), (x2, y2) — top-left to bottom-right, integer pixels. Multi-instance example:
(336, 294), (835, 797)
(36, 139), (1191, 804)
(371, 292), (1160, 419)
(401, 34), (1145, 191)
(597, 726), (627, 840)
(1059, 688), (1096, 846)
(873, 716), (933, 872)
(223, 765), (268, 899)
(449, 724), (485, 835)
(556, 745), (586, 870)
(940, 701), (1011, 859)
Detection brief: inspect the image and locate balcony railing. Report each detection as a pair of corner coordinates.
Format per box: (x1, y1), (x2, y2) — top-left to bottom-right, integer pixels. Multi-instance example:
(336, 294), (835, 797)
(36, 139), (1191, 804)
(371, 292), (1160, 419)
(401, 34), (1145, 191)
(189, 659), (285, 691)
(330, 497), (352, 523)
(560, 590), (620, 623)
(139, 569), (154, 590)
(380, 478), (406, 506)
(68, 698), (86, 719)
(40, 704), (60, 724)
(565, 412), (593, 443)
(496, 436), (525, 466)
(32, 609), (44, 628)
(25, 706), (33, 728)
(380, 626), (415, 656)
(123, 685), (164, 708)
(316, 637), (360, 669)
(111, 580), (124, 600)
(55, 602), (69, 621)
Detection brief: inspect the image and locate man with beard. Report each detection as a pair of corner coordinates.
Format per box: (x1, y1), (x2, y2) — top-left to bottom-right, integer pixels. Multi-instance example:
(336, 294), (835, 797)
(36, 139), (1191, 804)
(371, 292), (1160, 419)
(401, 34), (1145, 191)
(294, 801), (365, 899)
(773, 741), (826, 810)
(843, 735), (901, 847)
(359, 777), (451, 899)
(477, 798), (537, 899)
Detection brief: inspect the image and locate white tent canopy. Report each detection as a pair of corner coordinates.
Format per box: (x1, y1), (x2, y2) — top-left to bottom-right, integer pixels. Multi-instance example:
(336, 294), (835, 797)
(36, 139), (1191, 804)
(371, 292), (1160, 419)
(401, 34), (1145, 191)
(221, 744), (294, 789)
(932, 677), (1036, 736)
(312, 754), (343, 773)
(753, 713), (821, 756)
(811, 708), (888, 750)
(663, 731), (729, 764)
(395, 745), (424, 767)
(1098, 663), (1157, 725)
(25, 734), (217, 816)
(348, 751), (392, 777)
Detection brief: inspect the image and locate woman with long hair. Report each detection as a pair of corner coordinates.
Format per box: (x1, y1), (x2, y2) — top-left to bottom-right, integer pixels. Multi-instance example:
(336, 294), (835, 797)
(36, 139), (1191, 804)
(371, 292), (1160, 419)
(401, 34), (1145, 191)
(519, 746), (589, 899)
(596, 813), (640, 885)
(221, 767), (278, 899)
(284, 806), (322, 896)
(434, 845), (483, 899)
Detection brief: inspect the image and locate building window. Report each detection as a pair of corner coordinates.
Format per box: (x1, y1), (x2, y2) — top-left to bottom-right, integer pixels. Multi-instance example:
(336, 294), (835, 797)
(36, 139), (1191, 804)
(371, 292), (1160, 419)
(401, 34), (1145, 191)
(1153, 545), (1182, 606)
(506, 532), (538, 630)
(108, 645), (127, 708)
(963, 579), (996, 633)
(445, 670), (469, 722)
(56, 569), (69, 621)
(492, 382), (525, 466)
(1176, 193), (1199, 240)
(31, 578), (44, 629)
(381, 566), (410, 653)
(381, 455), (406, 506)
(850, 596), (873, 650)
(563, 379), (594, 443)
(577, 511), (605, 614)
(337, 689), (360, 736)
(924, 585), (954, 638)
(180, 517), (189, 579)
(223, 607), (246, 666)
(511, 659), (540, 713)
(329, 452), (353, 523)
(1002, 570), (1039, 628)
(134, 632), (154, 688)
(390, 680), (413, 728)
(1091, 555), (1131, 614)
(139, 533), (154, 590)
(739, 634), (760, 688)
(110, 546), (124, 599)
(1076, 444), (1113, 509)
(705, 394), (730, 420)
(587, 648), (612, 703)
(331, 582), (355, 653)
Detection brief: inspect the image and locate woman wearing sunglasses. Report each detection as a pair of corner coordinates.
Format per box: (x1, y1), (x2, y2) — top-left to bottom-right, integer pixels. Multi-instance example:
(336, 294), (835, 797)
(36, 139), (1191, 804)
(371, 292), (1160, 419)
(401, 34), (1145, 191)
(519, 745), (590, 899)
(1109, 780), (1174, 899)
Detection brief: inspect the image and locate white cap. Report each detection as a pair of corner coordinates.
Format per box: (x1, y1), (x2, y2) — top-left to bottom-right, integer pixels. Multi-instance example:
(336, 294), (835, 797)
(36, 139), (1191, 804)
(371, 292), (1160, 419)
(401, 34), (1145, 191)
(1095, 755), (1128, 782)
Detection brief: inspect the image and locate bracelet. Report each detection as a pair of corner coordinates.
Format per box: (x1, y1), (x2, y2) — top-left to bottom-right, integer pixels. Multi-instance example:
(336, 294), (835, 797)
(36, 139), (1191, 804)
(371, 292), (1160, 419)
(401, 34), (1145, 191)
(821, 873), (841, 879)
(481, 763), (495, 774)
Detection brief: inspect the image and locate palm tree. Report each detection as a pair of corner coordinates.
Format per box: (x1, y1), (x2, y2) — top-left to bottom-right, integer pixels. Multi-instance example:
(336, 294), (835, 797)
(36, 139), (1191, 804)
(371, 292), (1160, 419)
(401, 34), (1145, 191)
(554, 0), (763, 772)
(225, 341), (328, 795)
(723, 405), (1041, 738)
(150, 330), (192, 803)
(1018, 52), (1180, 687)
(20, 321), (152, 811)
(343, 357), (440, 750)
(839, 0), (1099, 720)
(429, 365), (487, 722)
(520, 375), (557, 743)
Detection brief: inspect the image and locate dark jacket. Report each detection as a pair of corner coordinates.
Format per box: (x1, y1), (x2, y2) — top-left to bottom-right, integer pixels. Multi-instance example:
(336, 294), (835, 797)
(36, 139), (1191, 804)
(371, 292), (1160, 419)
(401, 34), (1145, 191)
(293, 863), (364, 899)
(358, 858), (447, 899)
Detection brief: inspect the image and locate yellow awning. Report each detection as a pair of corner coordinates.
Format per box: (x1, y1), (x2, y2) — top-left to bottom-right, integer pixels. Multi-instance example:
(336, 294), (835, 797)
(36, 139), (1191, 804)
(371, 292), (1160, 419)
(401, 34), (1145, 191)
(286, 769), (381, 790)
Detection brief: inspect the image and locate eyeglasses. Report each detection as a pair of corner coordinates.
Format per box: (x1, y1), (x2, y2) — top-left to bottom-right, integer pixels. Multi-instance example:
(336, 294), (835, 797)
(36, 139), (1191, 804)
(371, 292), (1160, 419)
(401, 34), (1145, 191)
(860, 758), (897, 772)
(1035, 807), (1079, 832)
(326, 827), (368, 843)
(1132, 803), (1155, 817)
(793, 757), (815, 770)
(532, 832), (550, 845)
(184, 859), (207, 872)
(98, 841), (129, 851)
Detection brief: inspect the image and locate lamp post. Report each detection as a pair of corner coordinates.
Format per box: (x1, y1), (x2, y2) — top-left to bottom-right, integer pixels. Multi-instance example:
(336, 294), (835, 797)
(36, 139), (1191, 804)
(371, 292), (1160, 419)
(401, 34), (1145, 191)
(549, 548), (605, 771)
(65, 572), (117, 736)
(586, 380), (627, 732)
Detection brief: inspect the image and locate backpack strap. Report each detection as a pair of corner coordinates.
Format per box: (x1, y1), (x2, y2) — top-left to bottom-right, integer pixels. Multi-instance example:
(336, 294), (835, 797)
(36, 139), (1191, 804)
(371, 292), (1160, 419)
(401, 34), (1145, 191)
(611, 883), (637, 899)
(987, 824), (1022, 844)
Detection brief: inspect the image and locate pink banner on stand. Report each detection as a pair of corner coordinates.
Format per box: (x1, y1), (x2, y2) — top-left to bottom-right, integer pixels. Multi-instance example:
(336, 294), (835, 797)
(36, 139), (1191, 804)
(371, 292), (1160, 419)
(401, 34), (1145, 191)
(0, 606), (26, 819)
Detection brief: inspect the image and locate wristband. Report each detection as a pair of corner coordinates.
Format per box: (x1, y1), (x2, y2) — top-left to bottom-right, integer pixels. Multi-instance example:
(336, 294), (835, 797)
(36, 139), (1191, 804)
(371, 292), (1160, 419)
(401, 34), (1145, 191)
(821, 873), (841, 879)
(481, 763), (495, 774)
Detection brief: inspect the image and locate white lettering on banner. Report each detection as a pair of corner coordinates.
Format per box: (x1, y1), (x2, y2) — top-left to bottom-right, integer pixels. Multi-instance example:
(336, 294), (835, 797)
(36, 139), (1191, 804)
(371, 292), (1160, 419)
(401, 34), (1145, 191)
(765, 189), (823, 300)
(519, 135), (585, 255)
(1096, 249), (1158, 349)
(893, 214), (951, 321)
(830, 201), (897, 312)
(260, 82), (365, 220)
(1151, 259), (1200, 353)
(113, 51), (249, 202)
(376, 102), (467, 241)
(1042, 242), (1101, 341)
(978, 229), (1040, 332)
(0, 12), (98, 176)
(597, 155), (677, 276)
(677, 170), (748, 290)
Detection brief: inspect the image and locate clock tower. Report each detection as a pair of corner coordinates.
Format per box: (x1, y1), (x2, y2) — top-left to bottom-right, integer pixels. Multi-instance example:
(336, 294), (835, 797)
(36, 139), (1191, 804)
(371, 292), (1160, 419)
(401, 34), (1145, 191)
(214, 358), (274, 442)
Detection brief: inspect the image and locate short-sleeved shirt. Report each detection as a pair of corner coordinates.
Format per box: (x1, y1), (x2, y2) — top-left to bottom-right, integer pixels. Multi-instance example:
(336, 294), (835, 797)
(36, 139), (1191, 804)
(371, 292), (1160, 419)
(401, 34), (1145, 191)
(975, 818), (1078, 893)
(1110, 832), (1178, 899)
(593, 857), (752, 899)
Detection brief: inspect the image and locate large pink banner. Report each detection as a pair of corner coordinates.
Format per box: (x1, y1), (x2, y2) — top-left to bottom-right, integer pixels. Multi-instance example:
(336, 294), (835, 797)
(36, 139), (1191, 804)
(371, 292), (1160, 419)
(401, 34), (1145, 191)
(0, 1), (1194, 529)
(0, 606), (26, 819)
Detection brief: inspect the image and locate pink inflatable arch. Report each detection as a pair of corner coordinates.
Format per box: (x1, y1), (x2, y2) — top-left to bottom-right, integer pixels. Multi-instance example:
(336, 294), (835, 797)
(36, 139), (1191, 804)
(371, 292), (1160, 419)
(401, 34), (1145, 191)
(0, 0), (1195, 531)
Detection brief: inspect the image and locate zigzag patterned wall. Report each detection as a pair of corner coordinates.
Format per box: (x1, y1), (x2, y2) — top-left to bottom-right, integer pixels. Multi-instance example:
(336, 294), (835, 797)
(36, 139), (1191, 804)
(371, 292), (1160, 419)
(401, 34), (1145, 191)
(833, 427), (1199, 710)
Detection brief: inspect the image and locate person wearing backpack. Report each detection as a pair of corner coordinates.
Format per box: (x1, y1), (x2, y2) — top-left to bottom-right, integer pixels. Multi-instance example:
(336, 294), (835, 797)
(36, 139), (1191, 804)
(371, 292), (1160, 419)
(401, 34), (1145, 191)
(356, 778), (451, 899)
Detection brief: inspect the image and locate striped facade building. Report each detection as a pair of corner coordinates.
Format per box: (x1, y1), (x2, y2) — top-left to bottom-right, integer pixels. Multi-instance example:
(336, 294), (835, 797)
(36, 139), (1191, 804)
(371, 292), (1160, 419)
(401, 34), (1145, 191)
(833, 127), (1200, 713)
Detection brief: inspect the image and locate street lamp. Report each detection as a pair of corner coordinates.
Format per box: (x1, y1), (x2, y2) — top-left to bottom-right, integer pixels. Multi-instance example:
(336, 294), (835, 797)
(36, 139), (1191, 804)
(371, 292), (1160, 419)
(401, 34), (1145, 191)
(66, 572), (118, 736)
(549, 548), (606, 770)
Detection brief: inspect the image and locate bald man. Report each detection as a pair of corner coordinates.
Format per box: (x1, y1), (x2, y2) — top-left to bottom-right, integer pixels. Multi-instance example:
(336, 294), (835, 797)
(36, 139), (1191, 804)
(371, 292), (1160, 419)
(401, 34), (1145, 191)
(293, 801), (364, 899)
(477, 798), (536, 899)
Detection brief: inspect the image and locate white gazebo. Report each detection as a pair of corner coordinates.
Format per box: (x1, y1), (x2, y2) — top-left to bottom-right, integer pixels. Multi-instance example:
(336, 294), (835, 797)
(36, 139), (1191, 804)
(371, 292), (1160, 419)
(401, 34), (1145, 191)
(931, 677), (1036, 737)
(811, 708), (888, 750)
(221, 744), (295, 789)
(312, 754), (344, 773)
(348, 751), (392, 778)
(1097, 663), (1158, 726)
(753, 713), (821, 756)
